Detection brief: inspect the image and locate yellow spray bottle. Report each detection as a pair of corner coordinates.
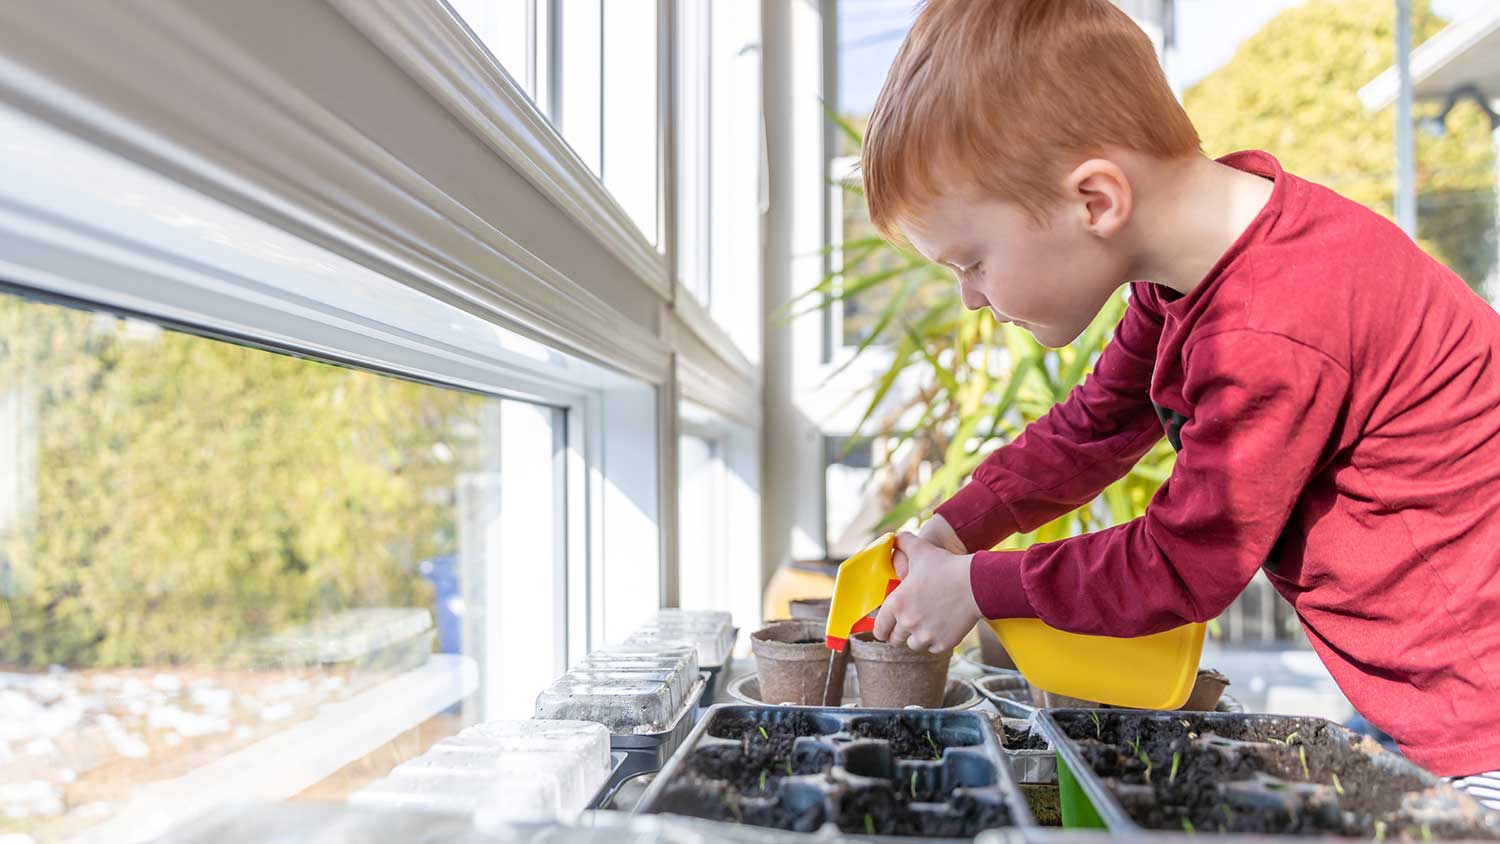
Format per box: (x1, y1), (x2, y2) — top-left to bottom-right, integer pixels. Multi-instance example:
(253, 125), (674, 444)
(823, 532), (1206, 710)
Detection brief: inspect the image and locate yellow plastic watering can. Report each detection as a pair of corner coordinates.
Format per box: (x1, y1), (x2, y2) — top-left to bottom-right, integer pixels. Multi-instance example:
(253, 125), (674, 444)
(824, 532), (1206, 710)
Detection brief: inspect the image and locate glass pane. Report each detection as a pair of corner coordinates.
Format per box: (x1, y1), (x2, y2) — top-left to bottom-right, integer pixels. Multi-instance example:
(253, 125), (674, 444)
(676, 433), (723, 611)
(601, 0), (660, 243)
(0, 292), (564, 840)
(446, 0), (536, 96)
(833, 1), (920, 349)
(559, 0), (604, 174)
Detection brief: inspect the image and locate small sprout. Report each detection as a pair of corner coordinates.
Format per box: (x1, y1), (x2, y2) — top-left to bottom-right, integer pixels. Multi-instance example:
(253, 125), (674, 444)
(1179, 719), (1191, 728)
(1299, 744), (1310, 778)
(1422, 823), (1433, 844)
(1182, 818), (1196, 835)
(1221, 804), (1234, 824)
(1332, 772), (1345, 795)
(1284, 731), (1301, 745)
(786, 757), (795, 775)
(1375, 821), (1387, 843)
(758, 725), (769, 740)
(1188, 731), (1199, 740)
(865, 813), (876, 835)
(1138, 749), (1154, 784)
(1169, 751), (1182, 784)
(759, 770), (768, 791)
(1128, 737), (1142, 755)
(911, 770), (918, 797)
(926, 731), (941, 760)
(722, 790), (743, 822)
(1089, 711), (1103, 739)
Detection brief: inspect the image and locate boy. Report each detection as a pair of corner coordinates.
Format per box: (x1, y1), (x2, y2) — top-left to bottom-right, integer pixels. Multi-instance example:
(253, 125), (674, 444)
(862, 0), (1500, 792)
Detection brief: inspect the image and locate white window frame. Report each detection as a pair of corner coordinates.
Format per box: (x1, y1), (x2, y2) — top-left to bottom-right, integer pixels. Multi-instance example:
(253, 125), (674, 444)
(331, 0), (670, 296)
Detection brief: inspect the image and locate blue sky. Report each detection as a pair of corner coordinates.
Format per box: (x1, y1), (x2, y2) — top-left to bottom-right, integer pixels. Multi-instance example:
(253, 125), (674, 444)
(838, 0), (1493, 115)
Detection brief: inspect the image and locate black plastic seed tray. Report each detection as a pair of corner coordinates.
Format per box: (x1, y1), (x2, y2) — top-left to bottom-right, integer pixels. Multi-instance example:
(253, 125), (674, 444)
(1038, 709), (1500, 840)
(636, 703), (1035, 839)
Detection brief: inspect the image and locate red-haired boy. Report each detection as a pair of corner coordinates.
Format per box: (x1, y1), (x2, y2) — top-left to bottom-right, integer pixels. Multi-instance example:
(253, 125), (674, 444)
(864, 0), (1500, 792)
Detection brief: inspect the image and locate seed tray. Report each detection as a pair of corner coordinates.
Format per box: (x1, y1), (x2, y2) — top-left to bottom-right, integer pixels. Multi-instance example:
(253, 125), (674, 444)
(1038, 709), (1500, 839)
(636, 703), (1035, 839)
(973, 673), (1038, 719)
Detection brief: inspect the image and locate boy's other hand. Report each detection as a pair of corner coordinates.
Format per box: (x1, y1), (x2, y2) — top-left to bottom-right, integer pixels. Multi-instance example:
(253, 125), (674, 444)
(916, 513), (966, 555)
(874, 531), (981, 654)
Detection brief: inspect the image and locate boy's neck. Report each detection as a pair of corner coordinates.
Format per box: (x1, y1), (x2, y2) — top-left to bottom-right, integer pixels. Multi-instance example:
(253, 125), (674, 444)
(1127, 153), (1275, 299)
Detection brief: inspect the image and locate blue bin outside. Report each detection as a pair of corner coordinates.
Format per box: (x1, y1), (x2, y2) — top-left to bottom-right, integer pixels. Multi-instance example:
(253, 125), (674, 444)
(418, 553), (461, 654)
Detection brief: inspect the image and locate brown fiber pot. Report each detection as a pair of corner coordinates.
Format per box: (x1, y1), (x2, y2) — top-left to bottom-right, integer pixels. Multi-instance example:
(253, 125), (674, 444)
(788, 597), (831, 625)
(751, 620), (841, 706)
(1179, 668), (1231, 711)
(848, 632), (952, 709)
(975, 621), (1018, 670)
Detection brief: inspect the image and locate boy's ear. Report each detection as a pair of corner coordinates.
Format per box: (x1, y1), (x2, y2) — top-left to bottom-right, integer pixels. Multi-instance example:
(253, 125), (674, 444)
(1064, 159), (1133, 239)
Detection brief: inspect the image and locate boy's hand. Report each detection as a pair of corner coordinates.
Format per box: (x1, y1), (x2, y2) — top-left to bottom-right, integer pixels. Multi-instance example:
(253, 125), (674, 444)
(916, 513), (966, 555)
(873, 531), (981, 654)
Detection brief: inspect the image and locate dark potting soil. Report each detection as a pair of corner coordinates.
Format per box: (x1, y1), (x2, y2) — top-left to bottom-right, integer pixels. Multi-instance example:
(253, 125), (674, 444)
(1057, 713), (1500, 840)
(1002, 723), (1048, 751)
(654, 782), (826, 832)
(688, 741), (835, 790)
(835, 784), (1012, 837)
(708, 711), (828, 741)
(851, 719), (951, 760)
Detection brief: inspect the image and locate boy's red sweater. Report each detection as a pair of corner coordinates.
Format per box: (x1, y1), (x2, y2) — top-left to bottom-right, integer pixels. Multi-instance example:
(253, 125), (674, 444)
(936, 151), (1500, 775)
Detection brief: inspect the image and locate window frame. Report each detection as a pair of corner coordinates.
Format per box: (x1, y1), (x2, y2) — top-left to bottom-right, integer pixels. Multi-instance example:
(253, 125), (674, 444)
(330, 0), (671, 297)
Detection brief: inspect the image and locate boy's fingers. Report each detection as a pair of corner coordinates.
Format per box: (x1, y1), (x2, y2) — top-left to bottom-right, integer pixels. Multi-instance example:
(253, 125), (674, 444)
(892, 548), (910, 579)
(873, 605), (896, 641)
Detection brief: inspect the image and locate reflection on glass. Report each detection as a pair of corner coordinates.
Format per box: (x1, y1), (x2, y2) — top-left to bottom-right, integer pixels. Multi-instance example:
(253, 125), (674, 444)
(0, 292), (531, 840)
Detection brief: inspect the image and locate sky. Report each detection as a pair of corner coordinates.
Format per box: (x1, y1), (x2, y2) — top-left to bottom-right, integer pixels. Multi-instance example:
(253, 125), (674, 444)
(838, 0), (1495, 116)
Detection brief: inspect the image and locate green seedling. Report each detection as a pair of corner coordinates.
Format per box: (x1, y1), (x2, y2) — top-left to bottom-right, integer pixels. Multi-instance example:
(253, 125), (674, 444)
(926, 731), (941, 760)
(1089, 711), (1103, 739)
(1375, 821), (1387, 843)
(1127, 737), (1152, 782)
(865, 813), (876, 835)
(786, 757), (794, 776)
(1169, 751), (1182, 784)
(758, 725), (769, 740)
(722, 790), (743, 822)
(1220, 804), (1235, 825)
(1332, 772), (1345, 795)
(1182, 818), (1196, 835)
(759, 770), (768, 791)
(911, 770), (918, 797)
(1422, 823), (1433, 844)
(1299, 744), (1310, 779)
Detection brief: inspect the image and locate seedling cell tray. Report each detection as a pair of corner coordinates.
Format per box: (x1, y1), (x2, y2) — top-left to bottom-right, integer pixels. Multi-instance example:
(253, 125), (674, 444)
(1037, 709), (1500, 839)
(636, 703), (1035, 839)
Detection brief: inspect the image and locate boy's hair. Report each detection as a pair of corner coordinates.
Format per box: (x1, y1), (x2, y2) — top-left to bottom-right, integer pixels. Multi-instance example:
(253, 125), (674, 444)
(862, 0), (1200, 239)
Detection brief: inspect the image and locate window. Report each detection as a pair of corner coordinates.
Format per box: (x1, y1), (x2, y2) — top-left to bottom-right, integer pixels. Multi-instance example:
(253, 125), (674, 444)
(823, 1), (920, 358)
(0, 100), (659, 841)
(0, 292), (567, 839)
(444, 0), (661, 244)
(675, 0), (764, 362)
(676, 405), (760, 642)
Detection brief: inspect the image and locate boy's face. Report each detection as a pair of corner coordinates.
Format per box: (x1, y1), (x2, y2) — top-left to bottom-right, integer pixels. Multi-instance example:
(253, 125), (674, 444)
(899, 188), (1131, 348)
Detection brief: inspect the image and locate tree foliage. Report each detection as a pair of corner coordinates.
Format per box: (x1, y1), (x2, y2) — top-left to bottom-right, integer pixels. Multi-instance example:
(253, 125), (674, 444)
(0, 296), (490, 667)
(1184, 0), (1497, 290)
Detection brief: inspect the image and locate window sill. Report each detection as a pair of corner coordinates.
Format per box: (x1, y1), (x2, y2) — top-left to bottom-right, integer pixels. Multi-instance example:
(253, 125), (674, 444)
(77, 655), (479, 844)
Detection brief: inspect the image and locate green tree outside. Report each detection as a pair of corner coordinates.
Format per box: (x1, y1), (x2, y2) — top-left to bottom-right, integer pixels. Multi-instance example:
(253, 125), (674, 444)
(0, 295), (493, 668)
